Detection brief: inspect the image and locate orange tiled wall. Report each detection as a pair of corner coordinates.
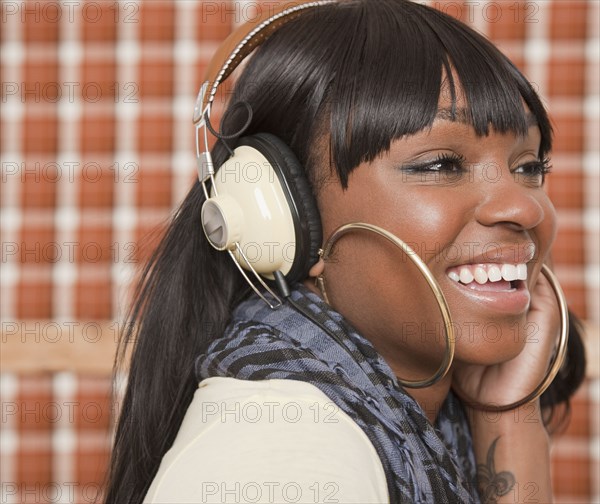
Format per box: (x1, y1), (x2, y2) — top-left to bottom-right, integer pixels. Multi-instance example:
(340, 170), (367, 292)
(1, 1), (598, 503)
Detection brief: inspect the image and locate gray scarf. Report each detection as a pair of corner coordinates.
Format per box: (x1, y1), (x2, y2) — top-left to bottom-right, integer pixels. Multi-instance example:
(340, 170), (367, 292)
(196, 284), (480, 503)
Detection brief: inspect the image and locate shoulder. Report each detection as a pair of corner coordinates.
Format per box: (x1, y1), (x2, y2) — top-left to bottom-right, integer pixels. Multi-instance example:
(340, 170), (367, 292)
(144, 377), (389, 504)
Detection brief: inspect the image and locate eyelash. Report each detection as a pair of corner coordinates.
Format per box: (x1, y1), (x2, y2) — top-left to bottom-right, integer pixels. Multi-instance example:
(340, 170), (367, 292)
(512, 158), (553, 184)
(402, 155), (552, 185)
(402, 153), (467, 175)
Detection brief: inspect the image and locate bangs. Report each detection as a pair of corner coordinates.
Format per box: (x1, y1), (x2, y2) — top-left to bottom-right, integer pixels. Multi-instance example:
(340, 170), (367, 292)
(326, 0), (552, 187)
(227, 0), (553, 188)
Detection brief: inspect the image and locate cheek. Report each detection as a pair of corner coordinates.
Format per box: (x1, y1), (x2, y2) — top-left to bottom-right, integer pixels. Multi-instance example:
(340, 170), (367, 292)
(320, 193), (465, 345)
(539, 196), (558, 258)
(323, 232), (453, 360)
(318, 162), (468, 249)
(376, 190), (468, 265)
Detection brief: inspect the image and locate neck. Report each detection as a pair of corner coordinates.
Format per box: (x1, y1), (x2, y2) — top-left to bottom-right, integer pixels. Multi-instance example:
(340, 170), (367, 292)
(303, 277), (453, 424)
(401, 373), (453, 424)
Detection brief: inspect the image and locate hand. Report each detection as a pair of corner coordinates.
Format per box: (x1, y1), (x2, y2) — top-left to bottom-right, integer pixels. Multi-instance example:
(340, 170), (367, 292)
(452, 268), (560, 409)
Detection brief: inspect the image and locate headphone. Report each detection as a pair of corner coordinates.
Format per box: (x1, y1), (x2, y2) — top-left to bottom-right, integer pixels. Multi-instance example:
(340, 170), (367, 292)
(193, 1), (335, 307)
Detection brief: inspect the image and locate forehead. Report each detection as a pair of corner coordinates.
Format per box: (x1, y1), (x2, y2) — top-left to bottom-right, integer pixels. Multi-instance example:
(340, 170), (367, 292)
(434, 107), (538, 128)
(436, 69), (537, 126)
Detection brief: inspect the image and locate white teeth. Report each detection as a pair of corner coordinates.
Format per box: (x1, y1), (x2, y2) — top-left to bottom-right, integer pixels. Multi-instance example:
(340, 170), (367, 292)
(501, 264), (518, 282)
(459, 268), (474, 284)
(474, 267), (488, 284)
(447, 263), (528, 285)
(488, 266), (502, 282)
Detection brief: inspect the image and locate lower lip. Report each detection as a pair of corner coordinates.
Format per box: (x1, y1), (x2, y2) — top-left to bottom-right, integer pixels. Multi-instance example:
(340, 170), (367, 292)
(446, 278), (531, 314)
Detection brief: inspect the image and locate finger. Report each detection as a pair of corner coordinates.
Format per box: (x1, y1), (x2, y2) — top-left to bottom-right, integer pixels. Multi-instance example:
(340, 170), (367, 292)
(529, 268), (558, 313)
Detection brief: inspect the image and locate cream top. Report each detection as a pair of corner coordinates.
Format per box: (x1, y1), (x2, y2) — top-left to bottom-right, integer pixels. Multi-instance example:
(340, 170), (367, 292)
(144, 376), (389, 503)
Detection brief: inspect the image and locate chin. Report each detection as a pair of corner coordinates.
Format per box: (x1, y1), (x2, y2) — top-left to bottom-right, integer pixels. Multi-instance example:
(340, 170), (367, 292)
(453, 321), (528, 366)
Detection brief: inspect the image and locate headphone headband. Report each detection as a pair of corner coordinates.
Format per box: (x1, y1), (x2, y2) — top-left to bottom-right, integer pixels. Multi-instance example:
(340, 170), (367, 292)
(193, 0), (335, 124)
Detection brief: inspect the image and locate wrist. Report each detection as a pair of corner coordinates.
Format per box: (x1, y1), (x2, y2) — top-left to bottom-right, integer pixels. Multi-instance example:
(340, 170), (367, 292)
(467, 401), (550, 442)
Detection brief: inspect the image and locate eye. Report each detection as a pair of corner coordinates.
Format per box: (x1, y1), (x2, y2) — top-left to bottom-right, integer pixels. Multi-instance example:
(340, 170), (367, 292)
(512, 158), (552, 187)
(401, 153), (466, 182)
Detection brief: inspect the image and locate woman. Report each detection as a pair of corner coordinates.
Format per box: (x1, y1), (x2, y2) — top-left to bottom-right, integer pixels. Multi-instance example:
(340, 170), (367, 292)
(106, 1), (586, 502)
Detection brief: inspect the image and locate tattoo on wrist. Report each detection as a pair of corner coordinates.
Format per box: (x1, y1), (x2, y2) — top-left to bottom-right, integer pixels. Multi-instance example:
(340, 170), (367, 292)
(477, 436), (516, 503)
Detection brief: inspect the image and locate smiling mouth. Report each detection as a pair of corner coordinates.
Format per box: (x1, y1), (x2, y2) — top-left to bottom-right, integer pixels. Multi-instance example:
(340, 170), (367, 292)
(446, 263), (527, 292)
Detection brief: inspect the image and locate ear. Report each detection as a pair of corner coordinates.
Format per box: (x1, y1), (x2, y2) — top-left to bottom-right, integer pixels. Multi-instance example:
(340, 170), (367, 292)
(308, 258), (325, 278)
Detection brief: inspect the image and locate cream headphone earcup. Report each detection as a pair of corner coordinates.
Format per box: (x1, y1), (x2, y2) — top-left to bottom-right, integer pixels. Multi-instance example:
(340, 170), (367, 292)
(201, 133), (322, 284)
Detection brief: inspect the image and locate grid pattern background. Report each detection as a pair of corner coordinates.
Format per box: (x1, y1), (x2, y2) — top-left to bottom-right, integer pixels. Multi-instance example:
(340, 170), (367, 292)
(1, 1), (598, 503)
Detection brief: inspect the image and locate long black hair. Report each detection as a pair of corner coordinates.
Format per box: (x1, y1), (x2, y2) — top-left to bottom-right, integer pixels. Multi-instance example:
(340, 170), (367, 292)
(105, 1), (586, 502)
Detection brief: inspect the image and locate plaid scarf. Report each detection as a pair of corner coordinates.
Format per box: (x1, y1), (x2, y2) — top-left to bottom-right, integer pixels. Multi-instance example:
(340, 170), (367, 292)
(196, 284), (480, 503)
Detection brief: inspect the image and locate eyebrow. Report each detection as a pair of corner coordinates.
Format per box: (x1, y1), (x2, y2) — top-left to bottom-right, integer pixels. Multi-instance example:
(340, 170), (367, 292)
(435, 107), (538, 127)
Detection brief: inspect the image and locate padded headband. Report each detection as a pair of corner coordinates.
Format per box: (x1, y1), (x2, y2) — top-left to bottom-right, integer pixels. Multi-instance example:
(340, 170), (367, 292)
(193, 0), (335, 124)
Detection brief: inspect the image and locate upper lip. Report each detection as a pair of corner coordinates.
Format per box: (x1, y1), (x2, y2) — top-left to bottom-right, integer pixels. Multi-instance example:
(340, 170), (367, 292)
(444, 244), (536, 268)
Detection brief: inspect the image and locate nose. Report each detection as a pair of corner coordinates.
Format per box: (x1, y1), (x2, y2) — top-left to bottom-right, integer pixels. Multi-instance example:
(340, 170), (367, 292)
(474, 172), (547, 231)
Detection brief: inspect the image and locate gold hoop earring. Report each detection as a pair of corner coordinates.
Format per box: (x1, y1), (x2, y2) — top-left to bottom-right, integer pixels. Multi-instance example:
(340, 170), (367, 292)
(318, 222), (455, 389)
(453, 264), (569, 412)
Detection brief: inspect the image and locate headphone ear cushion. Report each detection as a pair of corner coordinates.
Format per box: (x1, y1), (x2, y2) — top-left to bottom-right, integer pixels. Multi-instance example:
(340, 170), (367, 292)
(238, 133), (322, 284)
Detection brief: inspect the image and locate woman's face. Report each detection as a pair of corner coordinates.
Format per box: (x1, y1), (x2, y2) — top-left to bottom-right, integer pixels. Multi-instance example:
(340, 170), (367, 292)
(314, 112), (557, 381)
